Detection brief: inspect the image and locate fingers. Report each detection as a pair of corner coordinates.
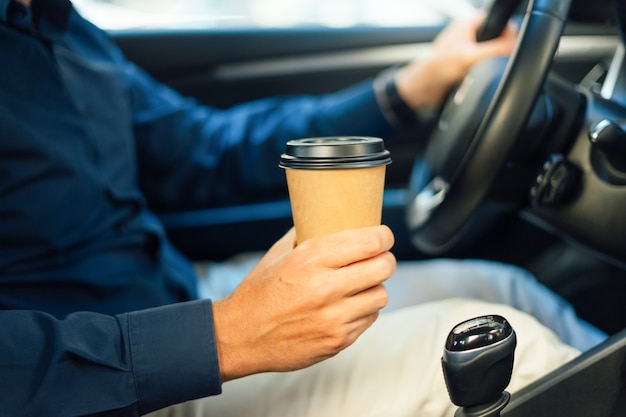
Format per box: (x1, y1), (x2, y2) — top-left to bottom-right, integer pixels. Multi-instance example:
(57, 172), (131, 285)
(475, 23), (518, 59)
(445, 11), (518, 51)
(297, 225), (395, 269)
(335, 310), (381, 351)
(470, 10), (519, 53)
(340, 251), (396, 296)
(291, 226), (395, 299)
(342, 283), (389, 322)
(214, 226), (394, 378)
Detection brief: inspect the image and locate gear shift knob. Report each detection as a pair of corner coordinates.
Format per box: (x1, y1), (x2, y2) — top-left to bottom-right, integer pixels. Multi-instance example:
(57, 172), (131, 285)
(442, 315), (517, 410)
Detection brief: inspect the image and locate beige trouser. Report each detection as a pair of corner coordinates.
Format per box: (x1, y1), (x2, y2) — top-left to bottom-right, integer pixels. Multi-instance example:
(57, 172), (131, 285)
(148, 298), (580, 417)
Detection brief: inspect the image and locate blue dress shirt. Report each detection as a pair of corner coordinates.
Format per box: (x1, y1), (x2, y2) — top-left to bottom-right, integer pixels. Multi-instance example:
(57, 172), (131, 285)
(0, 0), (390, 316)
(0, 0), (391, 415)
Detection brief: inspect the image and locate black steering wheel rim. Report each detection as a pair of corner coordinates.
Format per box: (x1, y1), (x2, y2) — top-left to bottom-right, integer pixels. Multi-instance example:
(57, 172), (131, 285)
(406, 0), (572, 255)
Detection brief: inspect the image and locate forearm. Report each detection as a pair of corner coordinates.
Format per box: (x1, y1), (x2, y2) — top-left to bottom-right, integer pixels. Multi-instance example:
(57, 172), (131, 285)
(131, 66), (392, 211)
(0, 300), (221, 417)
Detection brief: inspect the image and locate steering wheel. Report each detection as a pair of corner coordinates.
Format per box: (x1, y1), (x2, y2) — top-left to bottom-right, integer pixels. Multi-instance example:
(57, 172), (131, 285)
(406, 0), (572, 255)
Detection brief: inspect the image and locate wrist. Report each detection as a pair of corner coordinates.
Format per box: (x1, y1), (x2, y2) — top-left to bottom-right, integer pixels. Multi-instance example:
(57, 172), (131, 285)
(212, 297), (256, 382)
(373, 67), (419, 129)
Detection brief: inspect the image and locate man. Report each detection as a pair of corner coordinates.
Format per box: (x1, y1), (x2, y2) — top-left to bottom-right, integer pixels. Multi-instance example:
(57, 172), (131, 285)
(0, 1), (601, 416)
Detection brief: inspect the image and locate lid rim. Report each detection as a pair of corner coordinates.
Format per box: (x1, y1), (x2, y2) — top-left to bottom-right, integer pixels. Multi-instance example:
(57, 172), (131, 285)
(280, 136), (391, 170)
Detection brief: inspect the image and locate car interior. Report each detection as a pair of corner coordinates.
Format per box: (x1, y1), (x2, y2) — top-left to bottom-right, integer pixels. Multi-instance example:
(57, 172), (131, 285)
(106, 0), (626, 414)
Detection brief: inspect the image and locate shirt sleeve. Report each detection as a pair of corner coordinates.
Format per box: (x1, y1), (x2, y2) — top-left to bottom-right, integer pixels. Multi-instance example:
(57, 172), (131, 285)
(124, 62), (394, 212)
(0, 299), (222, 417)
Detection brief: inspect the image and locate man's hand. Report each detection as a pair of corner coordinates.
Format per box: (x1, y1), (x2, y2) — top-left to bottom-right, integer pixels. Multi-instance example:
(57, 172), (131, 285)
(395, 13), (518, 110)
(212, 225), (396, 382)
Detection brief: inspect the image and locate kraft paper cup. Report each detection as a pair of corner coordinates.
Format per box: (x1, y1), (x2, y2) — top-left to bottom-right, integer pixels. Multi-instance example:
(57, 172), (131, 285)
(279, 136), (392, 244)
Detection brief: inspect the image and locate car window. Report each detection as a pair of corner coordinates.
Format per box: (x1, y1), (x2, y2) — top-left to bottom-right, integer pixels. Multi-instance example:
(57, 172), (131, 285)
(72, 0), (488, 31)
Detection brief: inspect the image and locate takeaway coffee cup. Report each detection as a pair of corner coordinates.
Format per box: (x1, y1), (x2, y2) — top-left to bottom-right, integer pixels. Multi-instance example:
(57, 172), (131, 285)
(279, 136), (392, 244)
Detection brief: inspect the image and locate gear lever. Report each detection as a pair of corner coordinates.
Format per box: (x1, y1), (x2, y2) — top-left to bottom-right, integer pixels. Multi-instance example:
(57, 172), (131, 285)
(442, 315), (517, 417)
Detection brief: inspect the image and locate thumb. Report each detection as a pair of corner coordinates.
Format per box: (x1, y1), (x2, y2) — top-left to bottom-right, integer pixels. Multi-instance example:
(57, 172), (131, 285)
(265, 227), (297, 257)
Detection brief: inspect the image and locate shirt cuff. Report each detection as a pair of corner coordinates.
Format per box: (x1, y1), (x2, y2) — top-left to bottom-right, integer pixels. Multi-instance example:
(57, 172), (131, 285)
(124, 299), (222, 414)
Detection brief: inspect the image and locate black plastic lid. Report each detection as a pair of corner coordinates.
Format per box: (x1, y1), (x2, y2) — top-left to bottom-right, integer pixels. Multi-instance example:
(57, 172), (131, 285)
(279, 137), (391, 170)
